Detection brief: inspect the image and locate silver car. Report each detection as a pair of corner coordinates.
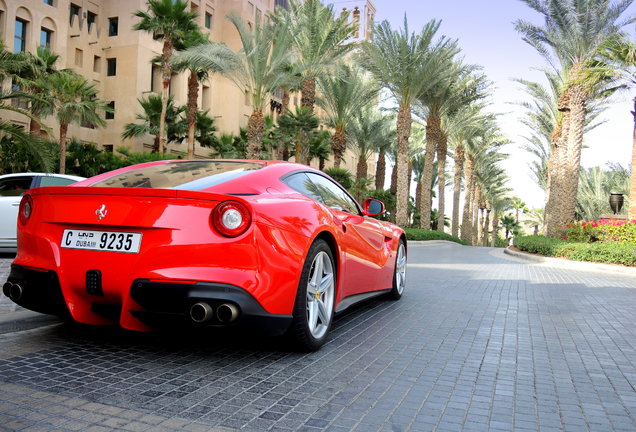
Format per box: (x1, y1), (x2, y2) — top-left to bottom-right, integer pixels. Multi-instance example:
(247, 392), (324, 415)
(0, 173), (85, 252)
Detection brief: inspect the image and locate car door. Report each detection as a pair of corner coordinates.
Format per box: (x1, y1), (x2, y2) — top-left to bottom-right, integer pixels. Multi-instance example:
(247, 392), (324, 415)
(0, 175), (35, 247)
(302, 173), (392, 297)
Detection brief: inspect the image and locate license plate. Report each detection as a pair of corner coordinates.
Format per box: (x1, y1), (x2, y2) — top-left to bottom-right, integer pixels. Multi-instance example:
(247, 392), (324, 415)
(61, 229), (142, 253)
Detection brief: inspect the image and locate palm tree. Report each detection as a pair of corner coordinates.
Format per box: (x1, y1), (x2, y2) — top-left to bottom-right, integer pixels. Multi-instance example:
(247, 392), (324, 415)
(446, 105), (492, 237)
(416, 57), (483, 232)
(511, 198), (528, 223)
(277, 106), (320, 164)
(133, 0), (198, 156)
(460, 125), (507, 244)
(31, 70), (108, 174)
(122, 94), (186, 151)
(516, 70), (607, 197)
(170, 34), (235, 159)
(524, 208), (545, 236)
(500, 214), (520, 245)
(358, 17), (455, 227)
(515, 0), (634, 236)
(8, 46), (61, 136)
(317, 64), (378, 168)
(219, 12), (296, 158)
(477, 159), (509, 246)
(273, 0), (356, 112)
(348, 108), (395, 182)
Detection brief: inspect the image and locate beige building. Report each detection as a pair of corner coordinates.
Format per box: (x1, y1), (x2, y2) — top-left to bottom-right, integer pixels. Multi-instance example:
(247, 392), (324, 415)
(0, 0), (377, 173)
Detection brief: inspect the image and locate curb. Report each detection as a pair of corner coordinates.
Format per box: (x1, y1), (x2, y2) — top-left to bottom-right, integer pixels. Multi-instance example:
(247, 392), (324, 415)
(503, 247), (636, 276)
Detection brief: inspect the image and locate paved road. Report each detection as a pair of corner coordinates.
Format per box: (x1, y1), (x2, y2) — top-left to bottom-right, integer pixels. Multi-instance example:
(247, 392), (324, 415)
(1, 243), (636, 431)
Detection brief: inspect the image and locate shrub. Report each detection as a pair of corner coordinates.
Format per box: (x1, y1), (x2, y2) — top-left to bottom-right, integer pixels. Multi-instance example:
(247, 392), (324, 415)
(560, 243), (636, 266)
(514, 235), (636, 266)
(404, 229), (469, 245)
(564, 219), (636, 244)
(513, 235), (563, 256)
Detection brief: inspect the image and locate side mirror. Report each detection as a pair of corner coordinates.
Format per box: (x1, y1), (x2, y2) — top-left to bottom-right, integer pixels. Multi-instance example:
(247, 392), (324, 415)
(362, 198), (385, 216)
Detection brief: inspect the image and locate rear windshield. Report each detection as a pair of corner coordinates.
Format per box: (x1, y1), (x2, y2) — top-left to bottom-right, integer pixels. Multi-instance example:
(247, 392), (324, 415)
(90, 161), (263, 190)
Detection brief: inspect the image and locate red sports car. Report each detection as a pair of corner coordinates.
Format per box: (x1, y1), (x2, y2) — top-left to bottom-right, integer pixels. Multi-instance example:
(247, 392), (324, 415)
(4, 160), (406, 350)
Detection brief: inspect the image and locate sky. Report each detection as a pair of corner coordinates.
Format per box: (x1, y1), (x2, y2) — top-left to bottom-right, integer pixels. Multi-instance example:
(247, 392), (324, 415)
(366, 0), (636, 210)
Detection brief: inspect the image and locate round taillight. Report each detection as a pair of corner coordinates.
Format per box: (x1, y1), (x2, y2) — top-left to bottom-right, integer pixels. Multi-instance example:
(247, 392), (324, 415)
(19, 194), (33, 225)
(212, 201), (252, 237)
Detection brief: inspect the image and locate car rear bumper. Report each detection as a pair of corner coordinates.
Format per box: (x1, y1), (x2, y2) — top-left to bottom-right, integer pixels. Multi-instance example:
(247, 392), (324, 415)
(3, 265), (292, 336)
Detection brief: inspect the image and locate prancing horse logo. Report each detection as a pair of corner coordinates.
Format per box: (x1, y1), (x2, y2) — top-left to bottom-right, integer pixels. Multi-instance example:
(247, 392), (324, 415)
(96, 204), (108, 221)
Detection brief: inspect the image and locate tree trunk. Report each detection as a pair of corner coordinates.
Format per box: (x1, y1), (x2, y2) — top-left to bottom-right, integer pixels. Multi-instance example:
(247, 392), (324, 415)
(415, 181), (422, 219)
(472, 186), (481, 245)
(395, 104), (412, 227)
(282, 89), (291, 114)
(159, 38), (174, 157)
(452, 144), (464, 238)
(483, 204), (491, 246)
(630, 97), (636, 220)
(561, 85), (587, 227)
(375, 148), (386, 190)
(331, 127), (347, 169)
(186, 71), (199, 160)
(58, 122), (68, 174)
(491, 210), (498, 247)
(301, 77), (316, 112)
(390, 162), (397, 195)
(544, 77), (588, 238)
(436, 131), (448, 232)
(356, 154), (368, 180)
(420, 113), (439, 229)
(247, 109), (265, 159)
(460, 154), (475, 243)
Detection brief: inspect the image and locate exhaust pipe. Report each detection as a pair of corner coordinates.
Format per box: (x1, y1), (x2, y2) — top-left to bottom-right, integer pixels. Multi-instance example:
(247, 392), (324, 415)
(2, 282), (11, 298)
(217, 303), (239, 324)
(2, 282), (23, 301)
(190, 302), (214, 323)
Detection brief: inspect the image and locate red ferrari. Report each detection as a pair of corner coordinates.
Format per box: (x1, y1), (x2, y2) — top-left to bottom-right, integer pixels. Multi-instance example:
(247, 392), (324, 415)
(4, 160), (406, 350)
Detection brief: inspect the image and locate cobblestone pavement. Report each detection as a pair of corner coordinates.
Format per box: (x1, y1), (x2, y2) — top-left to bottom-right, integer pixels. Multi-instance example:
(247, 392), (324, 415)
(1, 243), (636, 431)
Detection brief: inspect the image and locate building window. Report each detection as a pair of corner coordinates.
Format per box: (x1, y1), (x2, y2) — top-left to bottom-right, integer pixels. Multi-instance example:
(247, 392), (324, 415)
(107, 58), (116, 76)
(103, 144), (113, 153)
(204, 12), (212, 29)
(151, 64), (161, 93)
(93, 55), (101, 73)
(43, 0), (54, 5)
(75, 48), (83, 67)
(14, 19), (27, 53)
(105, 101), (115, 119)
(87, 11), (97, 32)
(69, 3), (80, 26)
(108, 17), (118, 36)
(40, 27), (53, 48)
(11, 80), (28, 109)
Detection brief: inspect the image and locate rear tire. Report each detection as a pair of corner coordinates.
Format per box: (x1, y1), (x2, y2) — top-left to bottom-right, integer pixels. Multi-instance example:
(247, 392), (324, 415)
(388, 239), (406, 300)
(290, 239), (335, 351)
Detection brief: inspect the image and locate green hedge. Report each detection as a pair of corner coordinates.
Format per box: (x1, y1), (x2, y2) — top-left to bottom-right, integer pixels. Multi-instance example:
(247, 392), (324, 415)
(404, 229), (469, 245)
(514, 235), (636, 267)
